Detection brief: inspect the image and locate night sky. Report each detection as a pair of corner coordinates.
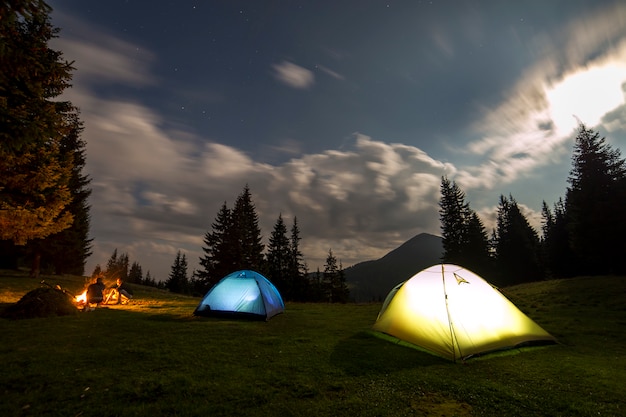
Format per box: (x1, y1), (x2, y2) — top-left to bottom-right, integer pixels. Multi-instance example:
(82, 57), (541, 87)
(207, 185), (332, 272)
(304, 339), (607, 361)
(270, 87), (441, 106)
(46, 0), (626, 280)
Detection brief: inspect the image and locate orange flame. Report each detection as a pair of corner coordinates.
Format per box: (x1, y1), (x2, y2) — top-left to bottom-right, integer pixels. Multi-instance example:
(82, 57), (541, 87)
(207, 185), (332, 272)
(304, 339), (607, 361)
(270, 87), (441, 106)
(75, 290), (87, 304)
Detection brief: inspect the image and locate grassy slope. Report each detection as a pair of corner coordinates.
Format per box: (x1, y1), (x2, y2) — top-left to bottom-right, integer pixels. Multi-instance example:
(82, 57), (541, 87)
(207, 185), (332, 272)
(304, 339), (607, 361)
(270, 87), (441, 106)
(0, 270), (625, 417)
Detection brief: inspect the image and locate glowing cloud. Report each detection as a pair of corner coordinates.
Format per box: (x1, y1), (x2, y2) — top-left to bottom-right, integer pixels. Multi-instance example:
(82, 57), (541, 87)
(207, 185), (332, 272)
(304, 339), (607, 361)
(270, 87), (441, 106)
(460, 3), (626, 191)
(272, 61), (315, 89)
(545, 61), (626, 137)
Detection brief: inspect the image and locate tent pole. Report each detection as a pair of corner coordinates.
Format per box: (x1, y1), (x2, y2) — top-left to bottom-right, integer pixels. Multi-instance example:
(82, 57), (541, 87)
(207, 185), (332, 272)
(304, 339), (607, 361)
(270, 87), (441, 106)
(442, 264), (462, 362)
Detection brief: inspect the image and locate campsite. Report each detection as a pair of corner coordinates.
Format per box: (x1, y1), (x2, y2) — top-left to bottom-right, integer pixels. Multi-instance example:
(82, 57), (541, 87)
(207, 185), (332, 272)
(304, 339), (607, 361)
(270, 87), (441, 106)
(1, 269), (625, 417)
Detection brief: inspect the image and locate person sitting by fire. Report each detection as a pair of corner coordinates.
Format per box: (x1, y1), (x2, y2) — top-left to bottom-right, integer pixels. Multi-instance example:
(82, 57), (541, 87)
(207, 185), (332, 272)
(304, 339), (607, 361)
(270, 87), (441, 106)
(105, 278), (133, 305)
(86, 277), (106, 307)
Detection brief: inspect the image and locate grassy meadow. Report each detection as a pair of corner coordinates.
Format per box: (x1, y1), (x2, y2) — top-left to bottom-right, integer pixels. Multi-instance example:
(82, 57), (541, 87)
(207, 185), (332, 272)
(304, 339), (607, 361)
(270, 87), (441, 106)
(1, 270), (625, 416)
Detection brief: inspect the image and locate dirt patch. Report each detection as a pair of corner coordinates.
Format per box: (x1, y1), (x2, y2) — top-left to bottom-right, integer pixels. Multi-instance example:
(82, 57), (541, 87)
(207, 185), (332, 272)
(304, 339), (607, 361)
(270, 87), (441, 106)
(0, 287), (78, 319)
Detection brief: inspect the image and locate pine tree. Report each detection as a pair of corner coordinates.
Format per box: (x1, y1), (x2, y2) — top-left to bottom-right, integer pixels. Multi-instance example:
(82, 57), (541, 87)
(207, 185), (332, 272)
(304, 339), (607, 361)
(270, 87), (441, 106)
(464, 211), (492, 275)
(118, 253), (129, 281)
(541, 199), (577, 278)
(29, 112), (92, 275)
(266, 214), (291, 299)
(323, 249), (349, 303)
(198, 202), (233, 290)
(105, 249), (118, 278)
(493, 195), (542, 285)
(289, 217), (309, 301)
(565, 124), (626, 275)
(231, 185), (265, 270)
(91, 264), (102, 279)
(197, 185), (265, 292)
(103, 249), (129, 281)
(143, 270), (155, 287)
(439, 177), (491, 275)
(439, 177), (469, 263)
(128, 261), (143, 284)
(166, 251), (189, 294)
(310, 268), (323, 302)
(0, 0), (79, 245)
(189, 270), (206, 296)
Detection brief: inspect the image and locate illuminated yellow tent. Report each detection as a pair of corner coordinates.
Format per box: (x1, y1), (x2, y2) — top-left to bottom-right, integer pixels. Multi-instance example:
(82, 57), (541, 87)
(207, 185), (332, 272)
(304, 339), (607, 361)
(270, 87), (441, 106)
(373, 264), (556, 361)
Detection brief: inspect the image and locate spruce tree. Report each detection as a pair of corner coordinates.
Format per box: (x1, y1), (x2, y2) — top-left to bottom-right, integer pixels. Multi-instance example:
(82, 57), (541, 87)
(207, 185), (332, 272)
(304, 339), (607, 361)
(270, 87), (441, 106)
(166, 251), (189, 294)
(565, 124), (626, 274)
(197, 186), (265, 292)
(464, 211), (492, 275)
(541, 199), (577, 278)
(231, 185), (265, 270)
(128, 261), (143, 284)
(266, 214), (291, 299)
(289, 217), (309, 301)
(103, 249), (129, 281)
(105, 249), (118, 278)
(1, 0), (79, 245)
(439, 177), (491, 274)
(143, 270), (154, 287)
(198, 202), (234, 290)
(30, 111), (92, 275)
(493, 195), (542, 285)
(323, 249), (349, 303)
(439, 176), (469, 263)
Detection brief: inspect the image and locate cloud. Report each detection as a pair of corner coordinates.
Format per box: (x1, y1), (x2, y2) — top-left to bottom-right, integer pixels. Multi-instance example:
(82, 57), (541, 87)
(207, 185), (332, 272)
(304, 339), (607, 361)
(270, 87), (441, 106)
(316, 64), (345, 80)
(57, 19), (452, 273)
(77, 93), (452, 276)
(54, 24), (453, 275)
(457, 2), (626, 191)
(51, 11), (156, 87)
(272, 60), (315, 89)
(49, 3), (626, 282)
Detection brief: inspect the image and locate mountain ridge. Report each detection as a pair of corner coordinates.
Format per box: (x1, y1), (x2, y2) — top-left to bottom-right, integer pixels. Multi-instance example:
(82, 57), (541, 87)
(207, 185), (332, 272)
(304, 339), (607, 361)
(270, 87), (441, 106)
(344, 232), (443, 302)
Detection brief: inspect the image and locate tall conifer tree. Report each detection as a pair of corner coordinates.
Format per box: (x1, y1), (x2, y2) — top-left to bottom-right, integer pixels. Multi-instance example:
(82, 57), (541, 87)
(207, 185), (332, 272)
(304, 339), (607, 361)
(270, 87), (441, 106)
(30, 110), (92, 275)
(231, 185), (264, 270)
(128, 261), (143, 284)
(166, 251), (189, 294)
(493, 195), (542, 285)
(198, 202), (233, 289)
(289, 217), (308, 301)
(541, 199), (576, 278)
(439, 177), (491, 275)
(565, 124), (626, 274)
(439, 177), (469, 263)
(1, 0), (78, 245)
(323, 249), (349, 303)
(266, 214), (291, 298)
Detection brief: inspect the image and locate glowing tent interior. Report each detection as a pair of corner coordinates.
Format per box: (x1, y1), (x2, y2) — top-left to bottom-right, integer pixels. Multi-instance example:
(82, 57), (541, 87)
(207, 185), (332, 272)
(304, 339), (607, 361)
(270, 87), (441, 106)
(372, 264), (556, 361)
(193, 270), (284, 320)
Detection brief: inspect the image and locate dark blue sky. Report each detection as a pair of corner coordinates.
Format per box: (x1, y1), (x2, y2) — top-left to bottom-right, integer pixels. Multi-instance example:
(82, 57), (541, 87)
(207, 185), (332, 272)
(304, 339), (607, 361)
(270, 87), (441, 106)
(47, 0), (626, 279)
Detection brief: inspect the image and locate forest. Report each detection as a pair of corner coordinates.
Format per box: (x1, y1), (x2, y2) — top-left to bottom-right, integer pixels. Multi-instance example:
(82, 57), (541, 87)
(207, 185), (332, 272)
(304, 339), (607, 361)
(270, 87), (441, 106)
(439, 124), (626, 287)
(2, 1), (625, 302)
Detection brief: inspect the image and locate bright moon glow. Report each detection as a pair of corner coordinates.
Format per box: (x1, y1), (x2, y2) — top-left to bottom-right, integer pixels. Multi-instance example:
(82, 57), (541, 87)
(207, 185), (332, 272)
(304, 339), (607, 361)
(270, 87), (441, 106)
(545, 62), (626, 136)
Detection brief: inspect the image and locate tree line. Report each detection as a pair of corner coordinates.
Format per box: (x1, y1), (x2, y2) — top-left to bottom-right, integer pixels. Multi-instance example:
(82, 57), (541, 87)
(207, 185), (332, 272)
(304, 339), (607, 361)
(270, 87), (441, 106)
(5, 2), (624, 297)
(91, 248), (161, 289)
(439, 124), (626, 286)
(164, 185), (349, 303)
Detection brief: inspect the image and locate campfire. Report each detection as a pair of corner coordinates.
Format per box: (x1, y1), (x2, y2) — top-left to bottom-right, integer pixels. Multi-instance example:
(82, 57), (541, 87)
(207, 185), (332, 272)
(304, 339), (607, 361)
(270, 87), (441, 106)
(75, 289), (88, 304)
(72, 278), (131, 311)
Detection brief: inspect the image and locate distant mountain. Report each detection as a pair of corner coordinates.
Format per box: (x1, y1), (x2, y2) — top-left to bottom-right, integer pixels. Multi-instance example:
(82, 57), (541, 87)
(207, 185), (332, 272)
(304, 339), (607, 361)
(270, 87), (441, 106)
(344, 233), (443, 302)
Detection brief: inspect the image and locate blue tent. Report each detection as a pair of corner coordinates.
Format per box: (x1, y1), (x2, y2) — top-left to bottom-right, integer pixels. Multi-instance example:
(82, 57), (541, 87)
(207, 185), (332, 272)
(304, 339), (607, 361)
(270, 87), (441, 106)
(193, 270), (284, 320)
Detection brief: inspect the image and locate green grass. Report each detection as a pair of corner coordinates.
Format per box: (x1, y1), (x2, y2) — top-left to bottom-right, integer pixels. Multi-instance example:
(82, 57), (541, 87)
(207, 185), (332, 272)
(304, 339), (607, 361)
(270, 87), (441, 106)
(1, 270), (625, 416)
